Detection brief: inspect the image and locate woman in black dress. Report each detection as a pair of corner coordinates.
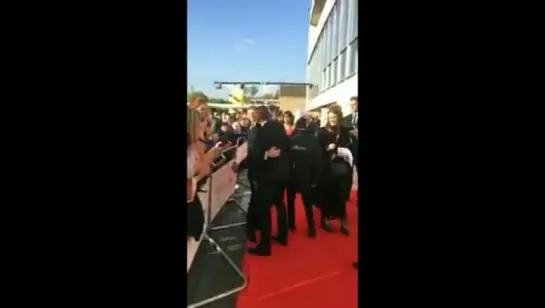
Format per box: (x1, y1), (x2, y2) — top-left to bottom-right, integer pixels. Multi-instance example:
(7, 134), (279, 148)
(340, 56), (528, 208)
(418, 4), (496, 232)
(316, 106), (354, 235)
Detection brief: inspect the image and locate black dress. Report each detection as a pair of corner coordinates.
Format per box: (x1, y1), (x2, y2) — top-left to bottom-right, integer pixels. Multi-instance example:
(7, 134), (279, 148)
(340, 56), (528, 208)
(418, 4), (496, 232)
(187, 145), (207, 241)
(187, 193), (205, 241)
(316, 126), (354, 219)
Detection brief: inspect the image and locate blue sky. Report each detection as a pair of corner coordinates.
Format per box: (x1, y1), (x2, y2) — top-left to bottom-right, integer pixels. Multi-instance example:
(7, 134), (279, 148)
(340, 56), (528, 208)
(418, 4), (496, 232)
(188, 0), (310, 98)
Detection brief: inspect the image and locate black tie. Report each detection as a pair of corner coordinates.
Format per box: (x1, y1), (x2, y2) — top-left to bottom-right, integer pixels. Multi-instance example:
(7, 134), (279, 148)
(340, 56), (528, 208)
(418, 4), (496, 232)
(352, 113), (358, 125)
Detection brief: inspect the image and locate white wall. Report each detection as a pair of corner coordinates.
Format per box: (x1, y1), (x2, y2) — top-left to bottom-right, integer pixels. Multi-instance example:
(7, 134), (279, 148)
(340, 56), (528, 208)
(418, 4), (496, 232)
(306, 0), (358, 116)
(306, 72), (358, 116)
(307, 0), (336, 61)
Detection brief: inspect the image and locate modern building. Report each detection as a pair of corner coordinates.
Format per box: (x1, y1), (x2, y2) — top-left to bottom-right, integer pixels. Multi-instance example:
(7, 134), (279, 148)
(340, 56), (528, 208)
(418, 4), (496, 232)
(306, 0), (358, 117)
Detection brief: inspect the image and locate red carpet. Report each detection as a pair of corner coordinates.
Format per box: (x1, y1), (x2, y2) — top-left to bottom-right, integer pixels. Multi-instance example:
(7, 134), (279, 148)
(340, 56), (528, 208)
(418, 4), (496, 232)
(237, 191), (359, 308)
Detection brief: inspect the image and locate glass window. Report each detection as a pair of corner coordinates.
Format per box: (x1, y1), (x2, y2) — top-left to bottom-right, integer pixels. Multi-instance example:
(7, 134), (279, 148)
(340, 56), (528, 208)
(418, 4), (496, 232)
(339, 50), (347, 81)
(315, 35), (319, 70)
(348, 38), (358, 75)
(326, 18), (332, 64)
(338, 0), (348, 51)
(323, 23), (329, 68)
(324, 66), (329, 89)
(330, 6), (334, 60)
(348, 0), (357, 41)
(353, 0), (358, 38)
(331, 4), (338, 58)
(332, 58), (338, 86)
(320, 34), (325, 71)
(320, 71), (325, 90)
(326, 60), (330, 87)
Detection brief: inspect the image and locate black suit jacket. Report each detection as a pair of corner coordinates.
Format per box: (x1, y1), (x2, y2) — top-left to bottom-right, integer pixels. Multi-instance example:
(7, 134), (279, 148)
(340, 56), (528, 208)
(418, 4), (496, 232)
(250, 120), (291, 183)
(342, 113), (359, 166)
(289, 129), (323, 188)
(343, 112), (358, 127)
(239, 124), (260, 178)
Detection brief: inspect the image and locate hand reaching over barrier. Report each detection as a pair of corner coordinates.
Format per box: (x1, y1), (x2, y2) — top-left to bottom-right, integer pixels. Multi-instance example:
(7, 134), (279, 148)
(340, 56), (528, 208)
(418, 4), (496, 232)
(265, 146), (281, 159)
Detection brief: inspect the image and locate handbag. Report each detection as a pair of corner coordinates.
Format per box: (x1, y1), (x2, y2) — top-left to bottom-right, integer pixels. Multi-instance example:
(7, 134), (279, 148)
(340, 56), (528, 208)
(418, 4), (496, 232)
(330, 156), (350, 177)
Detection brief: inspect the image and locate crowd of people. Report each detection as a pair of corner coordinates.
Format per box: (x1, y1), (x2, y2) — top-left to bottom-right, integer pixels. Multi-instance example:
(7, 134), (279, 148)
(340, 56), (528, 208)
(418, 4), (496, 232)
(187, 96), (360, 266)
(198, 106), (322, 149)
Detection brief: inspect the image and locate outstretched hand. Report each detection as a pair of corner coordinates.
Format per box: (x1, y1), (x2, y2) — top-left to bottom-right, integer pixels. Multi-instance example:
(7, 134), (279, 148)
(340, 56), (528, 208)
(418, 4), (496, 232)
(266, 147), (281, 158)
(231, 162), (239, 173)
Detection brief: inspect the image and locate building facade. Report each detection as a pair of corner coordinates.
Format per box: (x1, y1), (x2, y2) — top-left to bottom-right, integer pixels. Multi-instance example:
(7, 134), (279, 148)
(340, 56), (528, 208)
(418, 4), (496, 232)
(306, 0), (358, 116)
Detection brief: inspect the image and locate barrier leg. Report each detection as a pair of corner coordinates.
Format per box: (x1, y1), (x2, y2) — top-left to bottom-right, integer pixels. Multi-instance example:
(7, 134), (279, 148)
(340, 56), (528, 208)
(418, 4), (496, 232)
(209, 194), (248, 231)
(187, 233), (248, 308)
(231, 178), (251, 212)
(231, 196), (249, 213)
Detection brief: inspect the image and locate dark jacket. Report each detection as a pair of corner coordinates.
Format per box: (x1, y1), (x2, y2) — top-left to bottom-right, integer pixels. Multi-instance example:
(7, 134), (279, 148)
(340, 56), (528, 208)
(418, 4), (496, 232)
(343, 113), (359, 169)
(238, 124), (260, 177)
(289, 129), (322, 189)
(317, 126), (352, 155)
(250, 120), (291, 183)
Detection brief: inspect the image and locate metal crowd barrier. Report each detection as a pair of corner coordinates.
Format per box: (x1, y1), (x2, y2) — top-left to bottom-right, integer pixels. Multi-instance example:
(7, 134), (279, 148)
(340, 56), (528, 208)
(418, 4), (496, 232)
(187, 140), (249, 308)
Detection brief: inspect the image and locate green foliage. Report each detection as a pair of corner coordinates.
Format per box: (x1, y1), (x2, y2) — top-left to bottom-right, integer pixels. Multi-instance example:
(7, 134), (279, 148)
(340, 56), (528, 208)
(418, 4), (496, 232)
(209, 98), (230, 104)
(245, 85), (259, 97)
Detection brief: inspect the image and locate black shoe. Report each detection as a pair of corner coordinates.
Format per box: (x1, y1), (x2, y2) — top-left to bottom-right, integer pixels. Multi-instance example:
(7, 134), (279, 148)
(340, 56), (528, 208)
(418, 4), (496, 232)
(247, 246), (271, 256)
(353, 262), (358, 269)
(272, 235), (288, 246)
(246, 229), (257, 243)
(321, 219), (334, 232)
(341, 219), (350, 236)
(288, 225), (296, 231)
(308, 228), (317, 238)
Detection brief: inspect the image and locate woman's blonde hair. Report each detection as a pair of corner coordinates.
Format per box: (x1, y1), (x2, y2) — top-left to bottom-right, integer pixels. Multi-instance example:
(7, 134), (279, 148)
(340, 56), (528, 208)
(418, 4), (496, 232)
(187, 107), (201, 145)
(188, 97), (208, 110)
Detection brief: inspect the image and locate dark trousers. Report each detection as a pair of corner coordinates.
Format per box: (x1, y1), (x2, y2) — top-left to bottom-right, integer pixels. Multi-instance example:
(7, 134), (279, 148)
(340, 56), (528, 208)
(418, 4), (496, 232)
(272, 181), (289, 239)
(254, 180), (288, 248)
(287, 182), (316, 229)
(246, 179), (257, 233)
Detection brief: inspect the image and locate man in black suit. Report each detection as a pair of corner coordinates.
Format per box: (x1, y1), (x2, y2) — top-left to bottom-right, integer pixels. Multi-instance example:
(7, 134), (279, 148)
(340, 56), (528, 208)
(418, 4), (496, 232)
(244, 106), (291, 256)
(343, 96), (362, 270)
(343, 96), (359, 171)
(237, 107), (260, 242)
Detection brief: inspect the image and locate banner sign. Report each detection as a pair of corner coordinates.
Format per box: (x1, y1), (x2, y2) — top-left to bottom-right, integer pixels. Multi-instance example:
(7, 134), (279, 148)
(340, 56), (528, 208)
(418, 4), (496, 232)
(209, 159), (237, 221)
(235, 142), (247, 164)
(187, 178), (211, 273)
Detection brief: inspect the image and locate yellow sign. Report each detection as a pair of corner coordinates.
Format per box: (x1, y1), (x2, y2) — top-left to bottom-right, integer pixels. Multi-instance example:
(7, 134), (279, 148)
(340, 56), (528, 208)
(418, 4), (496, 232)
(228, 87), (245, 104)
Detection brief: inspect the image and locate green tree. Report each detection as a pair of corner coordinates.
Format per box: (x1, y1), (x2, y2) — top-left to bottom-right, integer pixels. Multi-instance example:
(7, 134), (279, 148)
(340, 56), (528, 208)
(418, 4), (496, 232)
(245, 85), (259, 98)
(209, 97), (230, 104)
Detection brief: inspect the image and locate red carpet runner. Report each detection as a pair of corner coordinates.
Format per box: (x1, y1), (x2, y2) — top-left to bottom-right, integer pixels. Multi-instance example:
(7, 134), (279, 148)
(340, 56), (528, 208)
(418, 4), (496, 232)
(237, 191), (358, 308)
